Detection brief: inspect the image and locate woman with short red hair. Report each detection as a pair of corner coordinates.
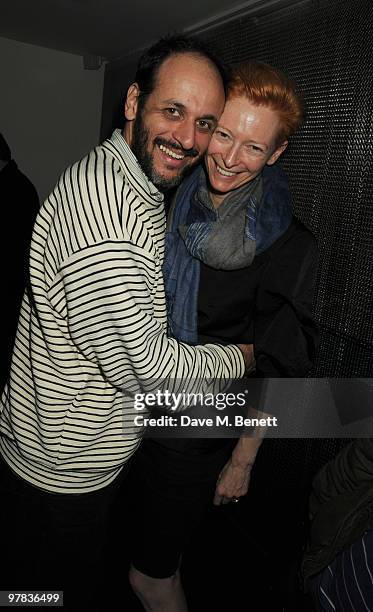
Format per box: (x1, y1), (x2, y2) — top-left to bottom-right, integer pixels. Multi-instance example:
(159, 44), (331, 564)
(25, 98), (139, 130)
(129, 61), (319, 612)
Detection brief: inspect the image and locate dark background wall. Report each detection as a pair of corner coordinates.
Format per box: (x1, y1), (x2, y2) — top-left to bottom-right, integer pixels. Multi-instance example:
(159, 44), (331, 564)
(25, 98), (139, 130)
(101, 0), (373, 378)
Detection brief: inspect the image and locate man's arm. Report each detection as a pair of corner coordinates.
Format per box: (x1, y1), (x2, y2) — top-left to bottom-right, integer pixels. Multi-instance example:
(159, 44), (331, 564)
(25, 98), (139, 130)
(43, 147), (252, 390)
(53, 239), (248, 389)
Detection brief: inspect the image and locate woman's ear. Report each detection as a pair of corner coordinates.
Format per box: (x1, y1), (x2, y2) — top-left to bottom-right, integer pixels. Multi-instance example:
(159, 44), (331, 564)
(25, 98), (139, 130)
(267, 141), (288, 165)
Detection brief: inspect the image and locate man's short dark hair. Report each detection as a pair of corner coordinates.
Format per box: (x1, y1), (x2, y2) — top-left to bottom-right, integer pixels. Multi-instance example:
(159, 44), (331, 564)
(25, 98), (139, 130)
(0, 133), (11, 162)
(134, 33), (227, 104)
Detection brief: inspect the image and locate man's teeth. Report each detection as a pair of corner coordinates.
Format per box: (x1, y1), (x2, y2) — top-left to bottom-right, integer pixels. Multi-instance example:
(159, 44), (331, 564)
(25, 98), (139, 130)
(159, 144), (184, 160)
(216, 165), (235, 177)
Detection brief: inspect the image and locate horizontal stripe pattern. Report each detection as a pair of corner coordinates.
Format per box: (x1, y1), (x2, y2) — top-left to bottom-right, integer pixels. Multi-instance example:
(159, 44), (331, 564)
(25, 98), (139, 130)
(0, 130), (244, 493)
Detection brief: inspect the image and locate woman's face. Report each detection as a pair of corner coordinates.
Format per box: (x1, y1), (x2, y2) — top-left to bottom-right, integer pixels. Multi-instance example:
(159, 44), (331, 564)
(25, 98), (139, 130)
(205, 96), (288, 203)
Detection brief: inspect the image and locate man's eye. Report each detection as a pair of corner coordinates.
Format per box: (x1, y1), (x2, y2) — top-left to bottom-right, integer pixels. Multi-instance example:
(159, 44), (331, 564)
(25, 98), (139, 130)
(197, 120), (213, 131)
(164, 108), (180, 118)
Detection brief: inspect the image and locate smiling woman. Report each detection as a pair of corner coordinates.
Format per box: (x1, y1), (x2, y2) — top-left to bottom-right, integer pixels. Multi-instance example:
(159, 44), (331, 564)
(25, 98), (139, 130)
(128, 60), (319, 612)
(206, 98), (287, 206)
(206, 60), (303, 207)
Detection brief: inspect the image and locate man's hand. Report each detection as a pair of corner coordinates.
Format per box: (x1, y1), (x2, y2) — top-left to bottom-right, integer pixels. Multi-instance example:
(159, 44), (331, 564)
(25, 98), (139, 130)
(237, 343), (255, 373)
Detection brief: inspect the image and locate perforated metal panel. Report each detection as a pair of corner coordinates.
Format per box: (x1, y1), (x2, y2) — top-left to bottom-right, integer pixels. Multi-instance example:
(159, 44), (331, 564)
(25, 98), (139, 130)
(202, 0), (373, 376)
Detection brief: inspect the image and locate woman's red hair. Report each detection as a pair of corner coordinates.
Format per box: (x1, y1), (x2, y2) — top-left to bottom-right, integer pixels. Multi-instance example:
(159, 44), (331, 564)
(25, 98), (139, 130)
(228, 61), (304, 144)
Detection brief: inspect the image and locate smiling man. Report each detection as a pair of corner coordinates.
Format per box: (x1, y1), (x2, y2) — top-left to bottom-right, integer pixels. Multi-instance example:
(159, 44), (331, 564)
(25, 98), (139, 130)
(0, 35), (253, 610)
(125, 41), (225, 191)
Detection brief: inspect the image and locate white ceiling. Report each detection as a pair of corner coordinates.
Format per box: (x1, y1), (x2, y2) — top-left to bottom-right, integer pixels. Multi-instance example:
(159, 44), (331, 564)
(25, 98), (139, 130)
(0, 0), (271, 61)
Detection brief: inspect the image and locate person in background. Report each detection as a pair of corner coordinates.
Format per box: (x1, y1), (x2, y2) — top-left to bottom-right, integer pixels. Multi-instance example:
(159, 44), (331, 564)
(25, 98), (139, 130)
(128, 60), (319, 612)
(0, 132), (39, 390)
(0, 36), (253, 611)
(303, 438), (373, 611)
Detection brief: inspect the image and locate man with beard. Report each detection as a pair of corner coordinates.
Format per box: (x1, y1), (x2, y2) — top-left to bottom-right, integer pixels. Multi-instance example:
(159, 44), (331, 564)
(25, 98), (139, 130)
(0, 35), (252, 610)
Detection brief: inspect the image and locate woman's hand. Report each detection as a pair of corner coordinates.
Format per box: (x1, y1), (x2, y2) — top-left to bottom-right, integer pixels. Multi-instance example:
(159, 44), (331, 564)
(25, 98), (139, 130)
(213, 436), (263, 505)
(213, 458), (253, 505)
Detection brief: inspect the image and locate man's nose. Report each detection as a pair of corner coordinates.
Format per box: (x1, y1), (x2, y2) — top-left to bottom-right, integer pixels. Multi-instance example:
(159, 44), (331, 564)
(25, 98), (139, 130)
(172, 120), (196, 152)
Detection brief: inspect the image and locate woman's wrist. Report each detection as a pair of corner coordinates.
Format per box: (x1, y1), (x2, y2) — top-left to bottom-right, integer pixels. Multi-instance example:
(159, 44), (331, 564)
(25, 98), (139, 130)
(231, 437), (262, 468)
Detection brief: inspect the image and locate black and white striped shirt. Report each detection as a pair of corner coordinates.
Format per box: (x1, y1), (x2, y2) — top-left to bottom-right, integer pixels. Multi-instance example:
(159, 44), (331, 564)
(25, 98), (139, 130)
(0, 130), (244, 493)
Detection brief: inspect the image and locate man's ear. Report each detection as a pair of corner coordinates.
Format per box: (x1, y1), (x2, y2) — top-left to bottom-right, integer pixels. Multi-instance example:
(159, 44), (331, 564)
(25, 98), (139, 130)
(125, 83), (140, 121)
(266, 141), (288, 166)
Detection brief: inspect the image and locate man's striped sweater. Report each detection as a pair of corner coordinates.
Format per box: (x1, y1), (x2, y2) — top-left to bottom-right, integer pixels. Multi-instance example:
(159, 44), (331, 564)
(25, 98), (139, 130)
(0, 130), (244, 493)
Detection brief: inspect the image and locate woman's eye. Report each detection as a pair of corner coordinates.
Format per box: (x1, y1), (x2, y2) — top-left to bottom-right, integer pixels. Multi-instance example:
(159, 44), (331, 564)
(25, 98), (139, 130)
(215, 130), (229, 139)
(246, 144), (263, 154)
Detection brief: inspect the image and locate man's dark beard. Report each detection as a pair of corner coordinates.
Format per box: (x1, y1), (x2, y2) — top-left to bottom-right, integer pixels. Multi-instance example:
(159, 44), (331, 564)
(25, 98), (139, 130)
(131, 111), (200, 193)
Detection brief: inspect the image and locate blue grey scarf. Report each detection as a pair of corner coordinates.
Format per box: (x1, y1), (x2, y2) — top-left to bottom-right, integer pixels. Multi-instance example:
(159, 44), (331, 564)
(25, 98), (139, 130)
(163, 164), (293, 344)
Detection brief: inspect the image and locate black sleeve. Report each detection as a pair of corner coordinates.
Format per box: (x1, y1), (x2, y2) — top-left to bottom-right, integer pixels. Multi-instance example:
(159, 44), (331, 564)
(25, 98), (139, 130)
(254, 223), (319, 376)
(309, 438), (373, 514)
(1, 168), (40, 389)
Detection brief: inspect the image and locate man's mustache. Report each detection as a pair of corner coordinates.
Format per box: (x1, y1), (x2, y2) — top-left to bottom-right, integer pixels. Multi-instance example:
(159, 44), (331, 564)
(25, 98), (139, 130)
(154, 137), (199, 159)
